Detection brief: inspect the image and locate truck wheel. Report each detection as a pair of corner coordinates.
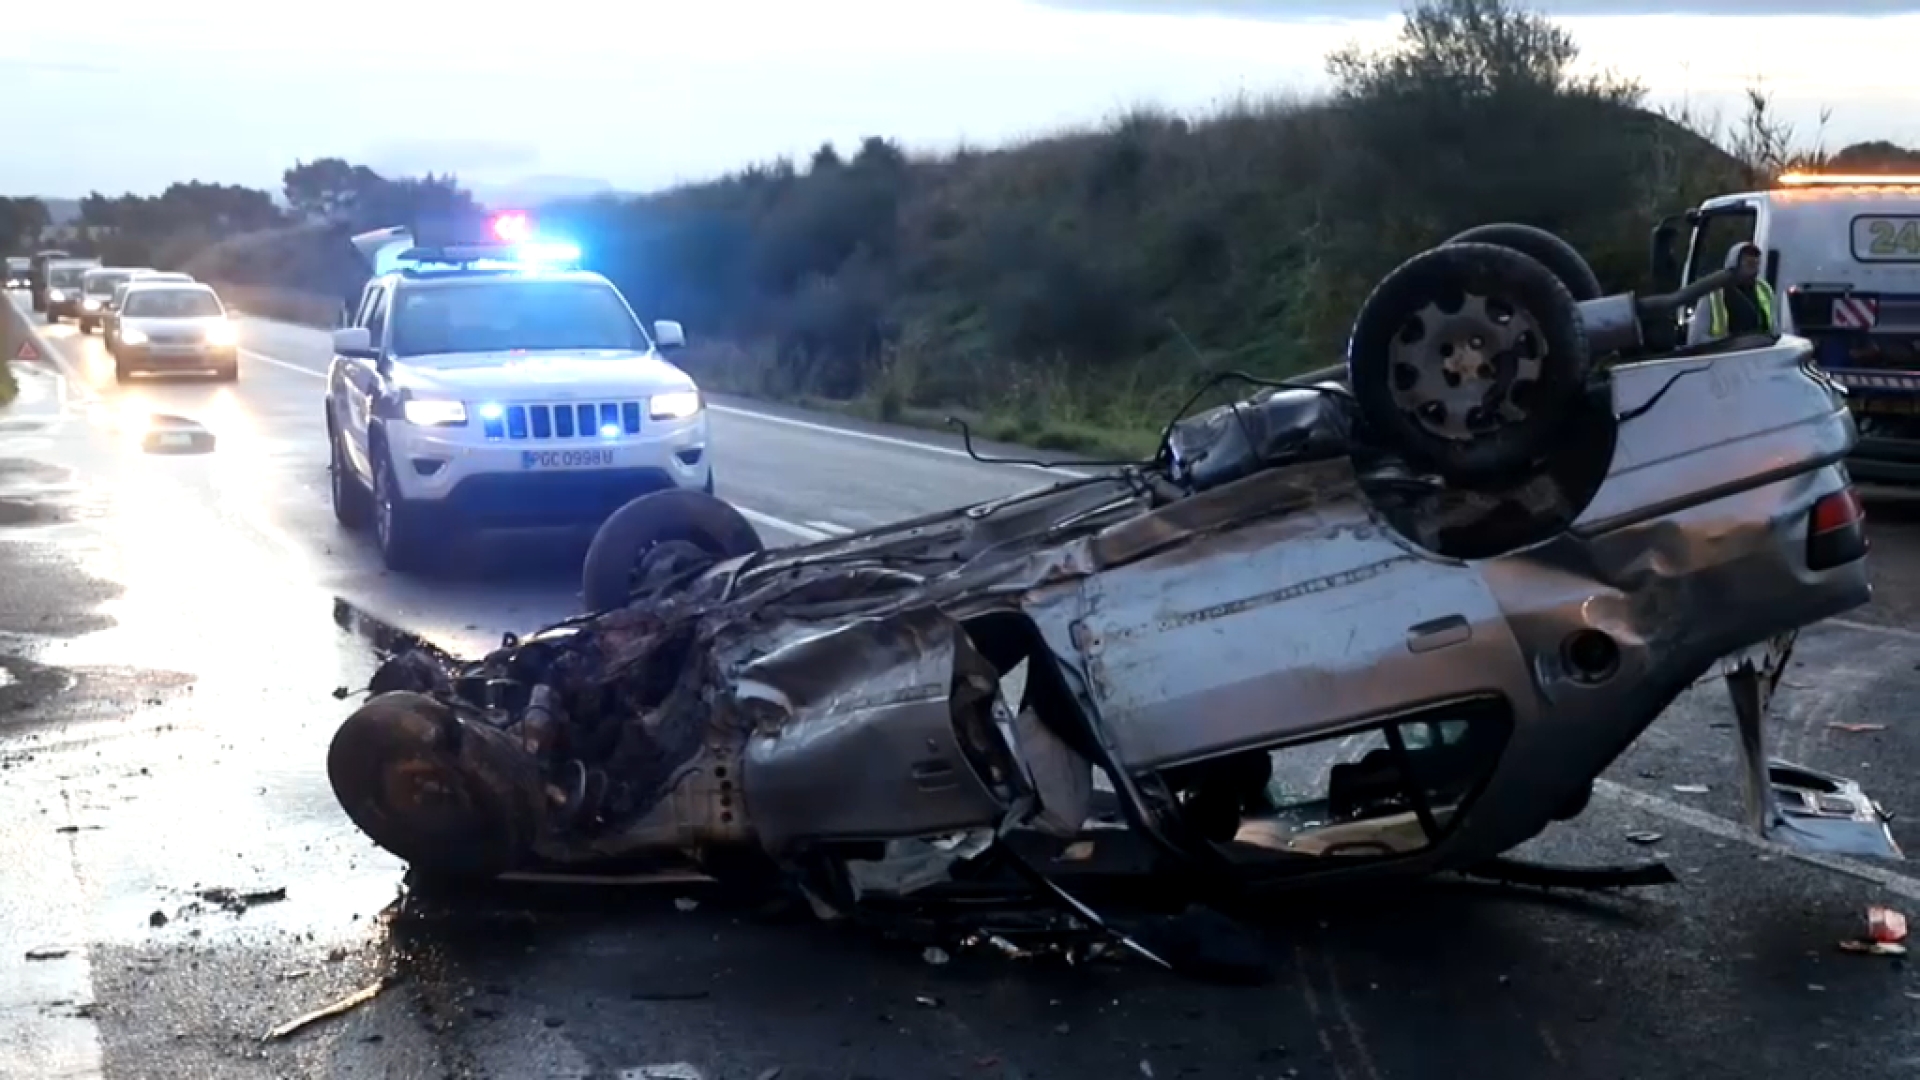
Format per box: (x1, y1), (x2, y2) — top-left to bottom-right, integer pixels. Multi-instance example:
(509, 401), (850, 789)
(373, 451), (438, 574)
(581, 489), (764, 612)
(1347, 241), (1590, 488)
(1445, 223), (1603, 301)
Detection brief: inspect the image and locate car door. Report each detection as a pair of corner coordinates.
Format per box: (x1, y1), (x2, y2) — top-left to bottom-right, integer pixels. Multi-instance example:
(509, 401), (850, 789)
(337, 283), (389, 480)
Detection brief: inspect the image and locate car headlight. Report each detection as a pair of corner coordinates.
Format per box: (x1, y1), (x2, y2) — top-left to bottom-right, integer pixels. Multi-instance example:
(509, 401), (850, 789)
(120, 327), (148, 345)
(83, 298), (100, 311)
(403, 398), (467, 427)
(203, 321), (237, 347)
(649, 390), (702, 420)
(47, 289), (64, 302)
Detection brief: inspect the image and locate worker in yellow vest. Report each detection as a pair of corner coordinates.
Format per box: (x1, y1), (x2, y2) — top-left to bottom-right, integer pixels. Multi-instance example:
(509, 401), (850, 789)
(1686, 241), (1777, 345)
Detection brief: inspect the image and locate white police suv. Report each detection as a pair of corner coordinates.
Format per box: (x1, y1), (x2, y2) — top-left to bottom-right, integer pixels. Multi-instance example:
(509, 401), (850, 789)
(325, 215), (712, 572)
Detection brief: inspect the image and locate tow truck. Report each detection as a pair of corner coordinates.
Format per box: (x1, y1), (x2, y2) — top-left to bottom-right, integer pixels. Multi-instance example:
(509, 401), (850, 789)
(325, 212), (708, 573)
(1654, 172), (1920, 483)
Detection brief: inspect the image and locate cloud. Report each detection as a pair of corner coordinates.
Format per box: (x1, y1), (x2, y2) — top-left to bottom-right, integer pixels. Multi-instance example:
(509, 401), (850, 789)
(1032, 0), (1920, 16)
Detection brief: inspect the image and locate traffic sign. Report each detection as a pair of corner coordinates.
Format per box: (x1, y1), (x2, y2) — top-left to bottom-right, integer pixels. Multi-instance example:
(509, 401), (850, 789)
(13, 338), (38, 362)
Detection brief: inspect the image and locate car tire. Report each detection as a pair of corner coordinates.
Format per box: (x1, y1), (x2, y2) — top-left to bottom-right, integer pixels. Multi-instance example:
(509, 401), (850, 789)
(372, 449), (438, 574)
(1444, 223), (1604, 302)
(113, 358), (131, 383)
(215, 361), (239, 382)
(580, 489), (765, 612)
(79, 317), (93, 335)
(1346, 241), (1590, 488)
(328, 420), (373, 530)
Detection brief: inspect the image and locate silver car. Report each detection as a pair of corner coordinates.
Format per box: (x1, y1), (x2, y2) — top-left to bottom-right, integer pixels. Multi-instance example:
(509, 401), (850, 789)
(327, 224), (1881, 973)
(109, 282), (239, 382)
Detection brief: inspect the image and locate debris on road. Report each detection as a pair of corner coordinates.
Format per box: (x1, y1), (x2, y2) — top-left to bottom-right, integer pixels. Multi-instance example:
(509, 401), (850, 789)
(1839, 906), (1909, 957)
(24, 948), (71, 961)
(1671, 785), (1710, 795)
(262, 977), (389, 1042)
(196, 886), (287, 914)
(922, 946), (951, 966)
(672, 897), (699, 913)
(1625, 831), (1663, 845)
(1827, 722), (1886, 734)
(147, 910), (167, 928)
(619, 1065), (706, 1080)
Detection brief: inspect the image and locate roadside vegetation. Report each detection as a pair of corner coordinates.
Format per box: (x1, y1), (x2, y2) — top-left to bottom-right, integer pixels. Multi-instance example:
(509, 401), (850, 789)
(6, 0), (1919, 443)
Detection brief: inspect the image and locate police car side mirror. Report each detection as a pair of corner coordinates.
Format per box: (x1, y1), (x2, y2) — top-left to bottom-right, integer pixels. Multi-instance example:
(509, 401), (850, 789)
(653, 319), (685, 351)
(331, 326), (376, 359)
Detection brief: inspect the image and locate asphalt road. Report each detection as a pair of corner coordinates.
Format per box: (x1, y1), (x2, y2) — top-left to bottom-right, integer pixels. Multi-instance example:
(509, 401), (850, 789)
(5, 292), (1920, 1079)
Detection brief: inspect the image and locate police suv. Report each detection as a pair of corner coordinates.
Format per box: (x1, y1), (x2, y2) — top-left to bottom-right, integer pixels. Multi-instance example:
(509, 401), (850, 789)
(325, 216), (712, 572)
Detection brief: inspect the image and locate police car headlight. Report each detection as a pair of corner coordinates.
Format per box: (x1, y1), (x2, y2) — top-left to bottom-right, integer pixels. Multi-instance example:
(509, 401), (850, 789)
(649, 390), (701, 420)
(403, 398), (467, 427)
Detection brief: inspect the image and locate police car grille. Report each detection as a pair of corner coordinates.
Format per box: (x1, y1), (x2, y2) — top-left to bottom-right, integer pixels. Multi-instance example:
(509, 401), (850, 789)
(484, 401), (644, 441)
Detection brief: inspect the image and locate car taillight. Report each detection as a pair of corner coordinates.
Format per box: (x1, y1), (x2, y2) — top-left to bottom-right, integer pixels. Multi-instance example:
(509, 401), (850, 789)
(1807, 486), (1868, 571)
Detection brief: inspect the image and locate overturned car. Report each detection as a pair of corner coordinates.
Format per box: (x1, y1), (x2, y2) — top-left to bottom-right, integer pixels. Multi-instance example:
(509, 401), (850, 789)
(328, 224), (1890, 972)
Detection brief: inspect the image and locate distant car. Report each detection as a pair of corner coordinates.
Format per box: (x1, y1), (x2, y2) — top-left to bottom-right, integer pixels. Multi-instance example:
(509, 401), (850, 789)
(104, 271), (193, 348)
(42, 259), (102, 323)
(4, 257), (28, 289)
(28, 249), (72, 311)
(77, 267), (149, 335)
(109, 281), (239, 382)
(325, 217), (704, 572)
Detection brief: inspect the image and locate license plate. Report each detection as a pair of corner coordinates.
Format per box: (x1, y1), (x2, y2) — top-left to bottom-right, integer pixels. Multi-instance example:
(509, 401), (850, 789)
(155, 431), (194, 448)
(1854, 215), (1920, 262)
(521, 448), (615, 470)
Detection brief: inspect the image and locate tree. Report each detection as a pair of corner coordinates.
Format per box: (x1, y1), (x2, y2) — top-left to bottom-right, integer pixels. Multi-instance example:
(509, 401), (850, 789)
(0, 197), (51, 251)
(283, 158), (383, 224)
(1829, 140), (1920, 173)
(1327, 0), (1637, 105)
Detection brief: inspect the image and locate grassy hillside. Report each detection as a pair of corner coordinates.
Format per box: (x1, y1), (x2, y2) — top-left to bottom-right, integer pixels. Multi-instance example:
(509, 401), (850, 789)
(195, 0), (1761, 455)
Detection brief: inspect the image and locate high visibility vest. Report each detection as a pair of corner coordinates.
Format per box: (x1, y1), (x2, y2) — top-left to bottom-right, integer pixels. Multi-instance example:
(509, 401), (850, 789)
(1708, 280), (1776, 338)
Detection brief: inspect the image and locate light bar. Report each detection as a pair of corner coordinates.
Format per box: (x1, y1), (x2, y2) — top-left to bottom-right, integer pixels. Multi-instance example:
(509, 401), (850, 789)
(1778, 172), (1920, 187)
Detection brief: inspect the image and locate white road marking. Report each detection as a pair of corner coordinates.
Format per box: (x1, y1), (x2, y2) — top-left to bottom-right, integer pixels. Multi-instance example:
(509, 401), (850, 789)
(807, 519), (854, 536)
(1827, 616), (1920, 644)
(241, 348), (322, 379)
(737, 506), (830, 543)
(232, 319), (1091, 481)
(1592, 778), (1920, 902)
(707, 402), (1092, 479)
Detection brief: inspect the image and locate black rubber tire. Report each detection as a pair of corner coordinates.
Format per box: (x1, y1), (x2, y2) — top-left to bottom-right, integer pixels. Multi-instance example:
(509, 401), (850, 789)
(79, 317), (94, 335)
(327, 691), (545, 879)
(581, 489), (765, 612)
(373, 449), (438, 574)
(1347, 241), (1590, 488)
(113, 359), (130, 383)
(328, 415), (373, 530)
(1446, 223), (1604, 302)
(215, 362), (238, 382)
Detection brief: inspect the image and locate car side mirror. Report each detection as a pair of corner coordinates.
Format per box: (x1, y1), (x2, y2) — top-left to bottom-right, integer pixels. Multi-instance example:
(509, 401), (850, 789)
(653, 319), (685, 351)
(331, 326), (376, 359)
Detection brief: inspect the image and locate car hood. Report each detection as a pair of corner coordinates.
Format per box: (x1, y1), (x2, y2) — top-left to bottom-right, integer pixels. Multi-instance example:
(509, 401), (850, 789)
(391, 350), (695, 399)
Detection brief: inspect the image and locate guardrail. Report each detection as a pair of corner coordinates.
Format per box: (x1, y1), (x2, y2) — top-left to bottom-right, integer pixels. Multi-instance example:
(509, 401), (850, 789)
(1, 287), (39, 405)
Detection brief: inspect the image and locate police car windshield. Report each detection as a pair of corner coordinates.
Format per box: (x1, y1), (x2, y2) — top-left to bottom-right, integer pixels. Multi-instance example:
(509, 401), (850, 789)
(123, 289), (222, 318)
(390, 280), (646, 359)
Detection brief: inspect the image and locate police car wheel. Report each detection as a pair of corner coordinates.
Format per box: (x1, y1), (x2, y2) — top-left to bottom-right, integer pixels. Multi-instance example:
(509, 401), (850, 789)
(328, 422), (373, 529)
(1347, 241), (1591, 489)
(373, 452), (437, 573)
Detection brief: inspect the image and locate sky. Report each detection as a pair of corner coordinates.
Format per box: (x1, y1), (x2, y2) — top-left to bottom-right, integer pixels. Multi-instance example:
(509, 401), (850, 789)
(5, 0), (1917, 200)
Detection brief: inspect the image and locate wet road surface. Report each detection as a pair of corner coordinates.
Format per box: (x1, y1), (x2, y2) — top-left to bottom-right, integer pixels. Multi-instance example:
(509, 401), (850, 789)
(5, 293), (1920, 1078)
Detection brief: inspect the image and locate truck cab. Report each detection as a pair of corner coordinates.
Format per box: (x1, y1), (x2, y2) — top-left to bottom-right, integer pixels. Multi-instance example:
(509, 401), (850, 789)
(1655, 173), (1920, 484)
